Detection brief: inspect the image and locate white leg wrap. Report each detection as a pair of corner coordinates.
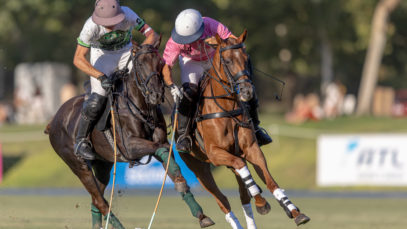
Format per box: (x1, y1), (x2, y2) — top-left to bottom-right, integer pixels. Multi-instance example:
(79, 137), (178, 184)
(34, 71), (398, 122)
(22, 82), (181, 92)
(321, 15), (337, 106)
(273, 188), (286, 201)
(236, 166), (260, 197)
(225, 211), (244, 229)
(242, 203), (257, 229)
(273, 188), (297, 211)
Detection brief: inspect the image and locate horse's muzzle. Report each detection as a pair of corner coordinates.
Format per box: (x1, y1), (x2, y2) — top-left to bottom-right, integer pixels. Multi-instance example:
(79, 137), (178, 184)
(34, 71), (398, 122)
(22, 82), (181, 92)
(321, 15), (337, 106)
(148, 90), (164, 105)
(238, 82), (254, 102)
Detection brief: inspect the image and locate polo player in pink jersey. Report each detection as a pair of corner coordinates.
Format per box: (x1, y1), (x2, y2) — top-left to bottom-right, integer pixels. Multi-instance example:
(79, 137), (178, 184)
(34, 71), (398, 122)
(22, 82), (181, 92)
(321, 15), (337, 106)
(162, 9), (272, 153)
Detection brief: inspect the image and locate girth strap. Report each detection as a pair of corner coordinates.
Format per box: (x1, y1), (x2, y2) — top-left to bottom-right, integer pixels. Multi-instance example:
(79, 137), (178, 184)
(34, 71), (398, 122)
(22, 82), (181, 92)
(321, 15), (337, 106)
(196, 108), (243, 122)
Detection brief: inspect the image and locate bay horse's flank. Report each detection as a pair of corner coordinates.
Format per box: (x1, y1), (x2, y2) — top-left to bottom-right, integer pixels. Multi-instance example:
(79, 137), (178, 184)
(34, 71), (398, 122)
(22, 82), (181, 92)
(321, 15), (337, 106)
(46, 40), (214, 228)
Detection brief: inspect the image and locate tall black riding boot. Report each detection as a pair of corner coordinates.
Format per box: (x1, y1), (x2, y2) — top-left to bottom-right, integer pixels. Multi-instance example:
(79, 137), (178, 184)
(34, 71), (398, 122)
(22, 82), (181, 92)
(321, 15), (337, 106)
(176, 83), (199, 153)
(74, 93), (107, 160)
(246, 97), (272, 146)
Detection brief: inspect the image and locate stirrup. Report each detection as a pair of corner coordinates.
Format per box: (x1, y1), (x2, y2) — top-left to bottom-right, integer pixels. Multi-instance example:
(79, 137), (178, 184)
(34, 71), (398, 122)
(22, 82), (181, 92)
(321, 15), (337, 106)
(74, 138), (95, 160)
(255, 127), (272, 146)
(176, 135), (193, 153)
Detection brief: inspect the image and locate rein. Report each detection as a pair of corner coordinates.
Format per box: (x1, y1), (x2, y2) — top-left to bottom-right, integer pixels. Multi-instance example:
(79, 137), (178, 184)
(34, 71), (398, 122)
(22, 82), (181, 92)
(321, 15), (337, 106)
(197, 41), (252, 125)
(132, 44), (164, 98)
(197, 40), (253, 155)
(108, 45), (163, 163)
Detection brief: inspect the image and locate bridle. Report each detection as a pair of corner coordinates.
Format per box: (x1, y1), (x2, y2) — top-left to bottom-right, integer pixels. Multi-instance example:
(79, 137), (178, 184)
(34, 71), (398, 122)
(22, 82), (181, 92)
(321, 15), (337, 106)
(219, 43), (252, 94)
(107, 44), (164, 164)
(197, 40), (253, 123)
(131, 44), (164, 98)
(203, 41), (253, 97)
(197, 40), (255, 155)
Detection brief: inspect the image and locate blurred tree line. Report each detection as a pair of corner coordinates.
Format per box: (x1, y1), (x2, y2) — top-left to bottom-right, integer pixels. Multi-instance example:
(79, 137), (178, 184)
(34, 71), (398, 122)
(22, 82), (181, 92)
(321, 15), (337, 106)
(0, 0), (406, 111)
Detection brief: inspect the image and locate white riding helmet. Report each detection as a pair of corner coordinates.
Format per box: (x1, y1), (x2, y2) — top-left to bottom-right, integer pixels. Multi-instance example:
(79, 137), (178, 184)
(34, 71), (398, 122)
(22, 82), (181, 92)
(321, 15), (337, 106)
(171, 9), (205, 44)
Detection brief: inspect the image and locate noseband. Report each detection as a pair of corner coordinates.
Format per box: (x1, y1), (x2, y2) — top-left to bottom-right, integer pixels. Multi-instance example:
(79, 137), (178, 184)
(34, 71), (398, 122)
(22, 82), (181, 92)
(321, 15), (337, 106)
(132, 44), (163, 98)
(219, 43), (252, 94)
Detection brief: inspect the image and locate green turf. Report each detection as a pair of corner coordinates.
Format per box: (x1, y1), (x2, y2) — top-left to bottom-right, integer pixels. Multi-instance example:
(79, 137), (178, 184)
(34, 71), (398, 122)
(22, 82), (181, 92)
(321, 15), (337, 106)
(0, 195), (406, 229)
(1, 115), (407, 189)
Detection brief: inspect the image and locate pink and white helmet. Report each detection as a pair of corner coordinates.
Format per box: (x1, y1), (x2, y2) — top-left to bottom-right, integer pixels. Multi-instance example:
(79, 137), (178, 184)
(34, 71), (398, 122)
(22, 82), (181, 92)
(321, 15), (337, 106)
(92, 0), (125, 27)
(171, 9), (204, 44)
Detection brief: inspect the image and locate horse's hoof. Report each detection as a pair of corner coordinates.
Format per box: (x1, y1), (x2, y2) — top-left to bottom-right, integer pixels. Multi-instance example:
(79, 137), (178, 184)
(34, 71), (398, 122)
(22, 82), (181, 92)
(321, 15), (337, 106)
(199, 215), (215, 228)
(294, 213), (310, 226)
(256, 201), (271, 215)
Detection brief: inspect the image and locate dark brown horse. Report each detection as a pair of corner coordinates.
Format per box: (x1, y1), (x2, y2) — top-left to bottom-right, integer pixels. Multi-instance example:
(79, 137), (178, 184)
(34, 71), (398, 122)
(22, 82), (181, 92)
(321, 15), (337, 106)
(178, 30), (310, 228)
(45, 40), (214, 229)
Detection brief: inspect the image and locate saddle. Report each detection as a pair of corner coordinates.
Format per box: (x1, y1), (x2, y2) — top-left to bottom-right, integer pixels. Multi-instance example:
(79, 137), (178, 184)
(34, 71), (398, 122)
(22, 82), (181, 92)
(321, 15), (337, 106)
(82, 72), (154, 166)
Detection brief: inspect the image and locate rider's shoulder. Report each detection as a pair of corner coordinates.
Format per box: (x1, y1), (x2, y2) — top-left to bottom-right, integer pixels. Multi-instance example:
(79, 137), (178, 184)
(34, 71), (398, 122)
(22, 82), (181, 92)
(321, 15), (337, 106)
(82, 17), (100, 32)
(121, 6), (139, 17)
(202, 17), (220, 25)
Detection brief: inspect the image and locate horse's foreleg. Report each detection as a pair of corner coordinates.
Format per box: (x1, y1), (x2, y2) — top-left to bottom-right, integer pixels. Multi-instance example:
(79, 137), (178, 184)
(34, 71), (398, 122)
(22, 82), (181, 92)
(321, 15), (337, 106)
(180, 153), (248, 228)
(231, 169), (261, 229)
(154, 149), (215, 228)
(243, 144), (310, 226)
(230, 162), (270, 216)
(207, 147), (263, 200)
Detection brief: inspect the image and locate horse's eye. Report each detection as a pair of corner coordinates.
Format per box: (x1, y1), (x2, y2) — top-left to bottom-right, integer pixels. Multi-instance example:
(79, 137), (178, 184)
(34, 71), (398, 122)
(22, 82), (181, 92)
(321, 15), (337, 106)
(224, 59), (232, 65)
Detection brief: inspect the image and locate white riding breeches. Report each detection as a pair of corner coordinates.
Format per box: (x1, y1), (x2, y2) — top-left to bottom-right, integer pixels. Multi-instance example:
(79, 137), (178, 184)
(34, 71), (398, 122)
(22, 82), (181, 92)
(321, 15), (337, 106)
(89, 47), (133, 96)
(179, 55), (212, 86)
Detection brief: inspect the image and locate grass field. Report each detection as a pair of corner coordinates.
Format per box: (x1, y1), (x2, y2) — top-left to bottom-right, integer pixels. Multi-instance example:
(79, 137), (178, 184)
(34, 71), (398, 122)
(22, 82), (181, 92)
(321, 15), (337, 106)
(2, 115), (407, 190)
(0, 195), (406, 229)
(1, 115), (407, 228)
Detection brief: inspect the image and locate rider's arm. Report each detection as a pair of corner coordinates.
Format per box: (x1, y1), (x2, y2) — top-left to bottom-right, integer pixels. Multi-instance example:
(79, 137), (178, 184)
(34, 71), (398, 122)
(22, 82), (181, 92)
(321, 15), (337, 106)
(161, 39), (181, 86)
(141, 28), (159, 45)
(162, 64), (174, 86)
(73, 44), (104, 79)
(125, 6), (159, 45)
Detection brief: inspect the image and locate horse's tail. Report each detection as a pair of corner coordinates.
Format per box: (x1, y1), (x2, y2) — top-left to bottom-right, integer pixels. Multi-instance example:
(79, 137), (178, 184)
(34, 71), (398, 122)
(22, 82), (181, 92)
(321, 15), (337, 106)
(44, 122), (51, 135)
(44, 116), (55, 135)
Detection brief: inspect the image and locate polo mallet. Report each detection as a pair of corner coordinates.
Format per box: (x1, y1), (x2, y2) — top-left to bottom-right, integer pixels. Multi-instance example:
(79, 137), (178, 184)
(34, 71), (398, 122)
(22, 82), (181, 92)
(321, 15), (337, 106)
(147, 97), (180, 229)
(105, 86), (118, 229)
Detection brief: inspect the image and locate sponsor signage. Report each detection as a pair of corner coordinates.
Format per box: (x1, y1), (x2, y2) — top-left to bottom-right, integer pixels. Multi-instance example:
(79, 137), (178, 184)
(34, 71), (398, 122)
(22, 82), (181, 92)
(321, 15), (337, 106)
(108, 145), (198, 188)
(317, 134), (407, 186)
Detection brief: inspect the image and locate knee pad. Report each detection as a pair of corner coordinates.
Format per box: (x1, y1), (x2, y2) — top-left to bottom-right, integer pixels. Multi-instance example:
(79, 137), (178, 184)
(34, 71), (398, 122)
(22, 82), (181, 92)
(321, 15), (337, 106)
(82, 93), (107, 120)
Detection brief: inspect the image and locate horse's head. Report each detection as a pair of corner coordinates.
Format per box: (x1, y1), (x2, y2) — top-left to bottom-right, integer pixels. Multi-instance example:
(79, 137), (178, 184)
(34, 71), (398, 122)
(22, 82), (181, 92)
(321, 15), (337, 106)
(207, 30), (254, 102)
(132, 37), (165, 105)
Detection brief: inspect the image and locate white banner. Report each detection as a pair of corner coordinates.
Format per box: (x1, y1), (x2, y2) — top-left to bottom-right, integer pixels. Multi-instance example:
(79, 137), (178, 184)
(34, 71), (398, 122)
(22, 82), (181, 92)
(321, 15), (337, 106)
(317, 134), (407, 186)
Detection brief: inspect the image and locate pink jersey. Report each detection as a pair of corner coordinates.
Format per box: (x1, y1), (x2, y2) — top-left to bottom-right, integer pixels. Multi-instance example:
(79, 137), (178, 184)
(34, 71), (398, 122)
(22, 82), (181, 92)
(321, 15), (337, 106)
(163, 17), (232, 66)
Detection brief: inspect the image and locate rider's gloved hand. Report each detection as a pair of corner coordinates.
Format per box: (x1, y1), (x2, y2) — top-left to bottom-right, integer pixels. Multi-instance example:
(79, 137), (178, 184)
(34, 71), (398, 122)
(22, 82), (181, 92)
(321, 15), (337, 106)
(98, 74), (113, 91)
(169, 84), (183, 103)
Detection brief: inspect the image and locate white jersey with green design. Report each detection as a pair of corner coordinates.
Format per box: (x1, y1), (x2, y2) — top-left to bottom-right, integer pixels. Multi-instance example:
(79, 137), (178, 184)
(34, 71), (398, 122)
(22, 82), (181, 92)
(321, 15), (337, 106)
(77, 6), (145, 51)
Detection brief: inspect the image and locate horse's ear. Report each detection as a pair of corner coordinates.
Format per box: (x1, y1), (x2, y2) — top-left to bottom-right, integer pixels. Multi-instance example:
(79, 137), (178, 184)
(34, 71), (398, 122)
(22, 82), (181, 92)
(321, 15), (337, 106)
(153, 34), (162, 49)
(204, 36), (219, 48)
(132, 40), (141, 53)
(238, 29), (248, 43)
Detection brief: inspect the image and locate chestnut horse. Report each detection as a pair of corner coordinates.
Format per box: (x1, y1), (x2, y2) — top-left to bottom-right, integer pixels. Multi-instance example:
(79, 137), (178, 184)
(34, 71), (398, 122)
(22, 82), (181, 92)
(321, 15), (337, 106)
(178, 31), (310, 228)
(45, 41), (214, 229)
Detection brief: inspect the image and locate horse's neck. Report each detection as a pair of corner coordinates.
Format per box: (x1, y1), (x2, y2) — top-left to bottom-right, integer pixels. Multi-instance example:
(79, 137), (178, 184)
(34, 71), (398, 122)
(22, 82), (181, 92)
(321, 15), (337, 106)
(125, 78), (148, 110)
(201, 72), (239, 113)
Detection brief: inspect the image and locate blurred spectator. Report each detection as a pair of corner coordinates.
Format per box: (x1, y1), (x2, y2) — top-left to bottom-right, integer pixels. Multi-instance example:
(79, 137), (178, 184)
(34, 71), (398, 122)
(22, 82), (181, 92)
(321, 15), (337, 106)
(0, 103), (14, 125)
(342, 94), (356, 116)
(13, 86), (32, 124)
(14, 86), (46, 124)
(285, 93), (323, 124)
(323, 80), (345, 119)
(30, 87), (46, 123)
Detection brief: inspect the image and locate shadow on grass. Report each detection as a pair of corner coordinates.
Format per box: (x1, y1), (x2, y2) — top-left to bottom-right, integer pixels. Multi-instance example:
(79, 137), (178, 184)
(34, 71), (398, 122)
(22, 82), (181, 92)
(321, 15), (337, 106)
(2, 155), (23, 175)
